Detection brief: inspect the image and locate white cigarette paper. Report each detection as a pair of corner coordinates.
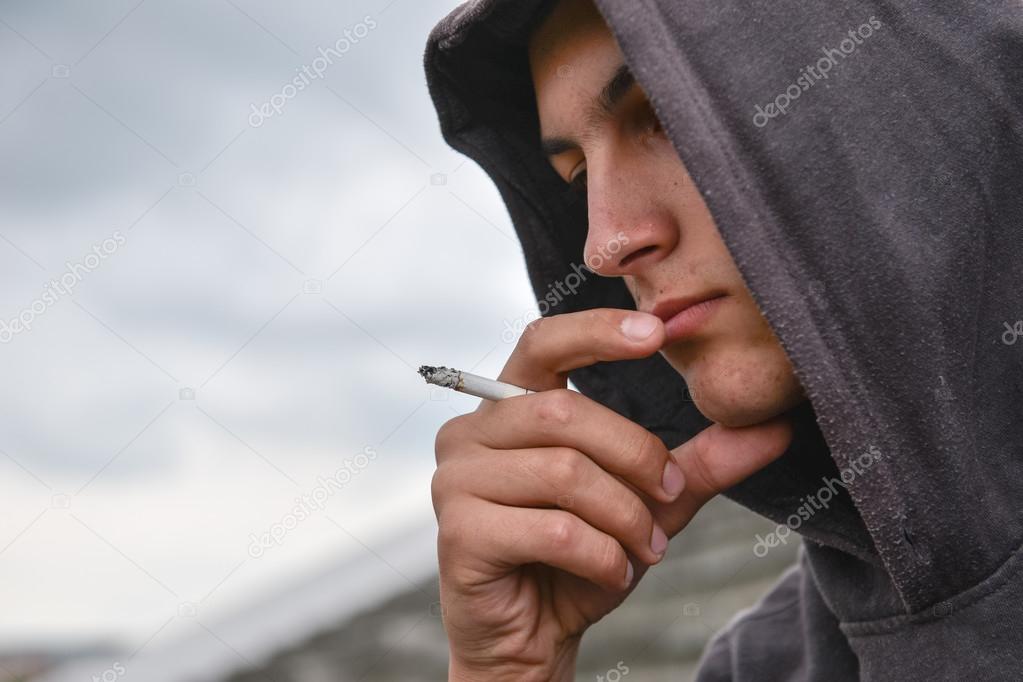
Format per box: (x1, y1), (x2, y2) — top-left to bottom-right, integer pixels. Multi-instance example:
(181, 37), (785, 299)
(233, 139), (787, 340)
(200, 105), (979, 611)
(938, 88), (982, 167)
(418, 365), (535, 401)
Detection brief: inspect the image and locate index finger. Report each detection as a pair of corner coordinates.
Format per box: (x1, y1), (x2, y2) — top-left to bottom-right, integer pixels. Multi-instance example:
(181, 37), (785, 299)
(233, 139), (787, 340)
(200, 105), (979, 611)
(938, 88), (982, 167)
(498, 308), (666, 392)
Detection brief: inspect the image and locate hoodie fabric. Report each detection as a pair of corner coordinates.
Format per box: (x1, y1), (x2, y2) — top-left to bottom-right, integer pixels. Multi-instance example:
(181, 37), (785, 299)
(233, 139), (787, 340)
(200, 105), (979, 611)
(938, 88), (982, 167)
(423, 1), (1023, 679)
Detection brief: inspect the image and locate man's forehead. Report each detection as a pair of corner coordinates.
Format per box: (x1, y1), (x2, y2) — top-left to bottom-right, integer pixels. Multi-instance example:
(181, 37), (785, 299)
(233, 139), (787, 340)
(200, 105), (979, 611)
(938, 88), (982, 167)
(528, 0), (611, 69)
(529, 14), (628, 144)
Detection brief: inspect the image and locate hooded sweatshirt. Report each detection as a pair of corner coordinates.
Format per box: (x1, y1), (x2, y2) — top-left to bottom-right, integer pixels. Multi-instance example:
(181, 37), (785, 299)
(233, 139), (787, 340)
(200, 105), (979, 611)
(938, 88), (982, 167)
(423, 1), (1023, 679)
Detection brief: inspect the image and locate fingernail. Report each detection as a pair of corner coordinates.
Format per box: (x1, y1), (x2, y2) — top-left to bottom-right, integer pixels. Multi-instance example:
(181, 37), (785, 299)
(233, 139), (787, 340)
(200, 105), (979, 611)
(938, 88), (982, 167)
(650, 524), (668, 557)
(662, 459), (685, 498)
(624, 560), (634, 588)
(620, 313), (659, 341)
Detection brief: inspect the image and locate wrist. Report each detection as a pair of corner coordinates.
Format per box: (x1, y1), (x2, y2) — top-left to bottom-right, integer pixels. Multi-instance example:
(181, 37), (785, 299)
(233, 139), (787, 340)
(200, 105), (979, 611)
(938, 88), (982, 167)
(448, 638), (580, 682)
(449, 663), (576, 682)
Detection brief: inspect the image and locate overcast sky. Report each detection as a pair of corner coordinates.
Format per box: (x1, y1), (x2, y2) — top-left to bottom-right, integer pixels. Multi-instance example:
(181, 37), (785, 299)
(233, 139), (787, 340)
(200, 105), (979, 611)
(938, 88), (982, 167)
(0, 0), (541, 653)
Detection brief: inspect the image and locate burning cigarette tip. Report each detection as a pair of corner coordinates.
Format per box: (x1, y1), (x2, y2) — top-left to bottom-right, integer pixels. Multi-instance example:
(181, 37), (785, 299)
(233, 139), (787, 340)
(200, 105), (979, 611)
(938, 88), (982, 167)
(418, 365), (461, 389)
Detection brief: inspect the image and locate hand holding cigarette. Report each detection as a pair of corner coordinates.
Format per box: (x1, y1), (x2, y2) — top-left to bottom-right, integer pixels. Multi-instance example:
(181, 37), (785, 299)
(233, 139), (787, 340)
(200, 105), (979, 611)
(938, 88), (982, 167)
(429, 308), (792, 681)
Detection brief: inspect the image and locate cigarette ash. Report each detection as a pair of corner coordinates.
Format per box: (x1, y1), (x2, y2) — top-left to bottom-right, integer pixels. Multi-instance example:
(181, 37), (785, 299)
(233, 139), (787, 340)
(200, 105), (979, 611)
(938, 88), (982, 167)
(418, 365), (461, 389)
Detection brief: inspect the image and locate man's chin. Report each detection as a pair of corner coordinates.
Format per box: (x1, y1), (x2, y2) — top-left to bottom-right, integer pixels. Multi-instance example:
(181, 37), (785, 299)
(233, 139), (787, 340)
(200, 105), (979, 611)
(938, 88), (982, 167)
(671, 352), (806, 428)
(694, 400), (785, 429)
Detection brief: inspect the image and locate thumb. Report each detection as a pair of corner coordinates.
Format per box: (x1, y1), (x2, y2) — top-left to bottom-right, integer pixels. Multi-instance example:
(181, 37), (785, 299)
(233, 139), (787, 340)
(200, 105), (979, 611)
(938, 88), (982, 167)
(654, 417), (793, 537)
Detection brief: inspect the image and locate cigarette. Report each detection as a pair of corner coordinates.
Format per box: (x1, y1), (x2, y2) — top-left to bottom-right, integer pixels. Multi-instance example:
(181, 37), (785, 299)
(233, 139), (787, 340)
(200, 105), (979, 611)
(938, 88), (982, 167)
(418, 365), (535, 401)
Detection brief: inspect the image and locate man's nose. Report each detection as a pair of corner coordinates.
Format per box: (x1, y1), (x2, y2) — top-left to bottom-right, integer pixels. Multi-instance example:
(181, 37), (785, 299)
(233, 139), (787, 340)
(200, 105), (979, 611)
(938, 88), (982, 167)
(582, 149), (679, 277)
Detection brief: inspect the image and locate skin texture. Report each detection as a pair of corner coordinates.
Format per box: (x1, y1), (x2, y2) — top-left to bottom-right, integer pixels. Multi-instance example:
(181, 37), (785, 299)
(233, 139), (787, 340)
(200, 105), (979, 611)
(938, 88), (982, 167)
(430, 1), (806, 680)
(530, 0), (806, 427)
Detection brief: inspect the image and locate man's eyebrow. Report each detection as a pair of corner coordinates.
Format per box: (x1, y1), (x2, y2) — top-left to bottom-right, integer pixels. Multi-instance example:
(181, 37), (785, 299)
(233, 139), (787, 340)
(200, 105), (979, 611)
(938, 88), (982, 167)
(597, 63), (636, 116)
(540, 62), (637, 158)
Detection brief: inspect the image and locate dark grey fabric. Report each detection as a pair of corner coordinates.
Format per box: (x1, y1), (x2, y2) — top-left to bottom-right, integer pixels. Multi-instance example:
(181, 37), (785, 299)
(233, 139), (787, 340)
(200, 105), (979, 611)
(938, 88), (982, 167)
(424, 1), (1023, 679)
(696, 548), (861, 681)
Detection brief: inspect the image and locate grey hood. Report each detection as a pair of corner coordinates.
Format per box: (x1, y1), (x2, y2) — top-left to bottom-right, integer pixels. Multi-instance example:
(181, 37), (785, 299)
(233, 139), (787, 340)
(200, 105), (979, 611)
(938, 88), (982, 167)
(424, 1), (1023, 678)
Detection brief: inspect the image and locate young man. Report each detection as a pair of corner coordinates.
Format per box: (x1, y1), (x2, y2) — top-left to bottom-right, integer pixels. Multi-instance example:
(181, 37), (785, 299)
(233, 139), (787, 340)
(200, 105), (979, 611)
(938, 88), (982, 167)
(424, 0), (1023, 679)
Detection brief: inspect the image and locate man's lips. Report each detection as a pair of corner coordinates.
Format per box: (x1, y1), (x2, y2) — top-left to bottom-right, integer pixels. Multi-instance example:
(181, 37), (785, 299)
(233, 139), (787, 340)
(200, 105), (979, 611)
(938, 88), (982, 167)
(645, 293), (728, 343)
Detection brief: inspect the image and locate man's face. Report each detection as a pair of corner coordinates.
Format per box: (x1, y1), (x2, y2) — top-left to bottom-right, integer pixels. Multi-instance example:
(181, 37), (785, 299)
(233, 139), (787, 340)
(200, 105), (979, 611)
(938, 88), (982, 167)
(529, 0), (805, 427)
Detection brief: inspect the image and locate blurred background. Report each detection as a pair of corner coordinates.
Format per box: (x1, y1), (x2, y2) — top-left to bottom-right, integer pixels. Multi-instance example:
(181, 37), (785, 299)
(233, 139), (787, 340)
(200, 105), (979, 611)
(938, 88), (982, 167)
(0, 1), (799, 680)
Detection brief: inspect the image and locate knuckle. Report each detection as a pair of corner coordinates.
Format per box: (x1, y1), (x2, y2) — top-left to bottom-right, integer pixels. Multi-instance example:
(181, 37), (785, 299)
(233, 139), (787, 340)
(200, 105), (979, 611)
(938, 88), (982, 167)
(430, 468), (442, 507)
(429, 467), (451, 516)
(622, 429), (665, 479)
(435, 510), (462, 553)
(523, 315), (546, 336)
(637, 428), (669, 462)
(583, 309), (604, 326)
(533, 389), (576, 427)
(543, 512), (578, 549)
(434, 415), (472, 460)
(513, 320), (544, 357)
(543, 447), (585, 491)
